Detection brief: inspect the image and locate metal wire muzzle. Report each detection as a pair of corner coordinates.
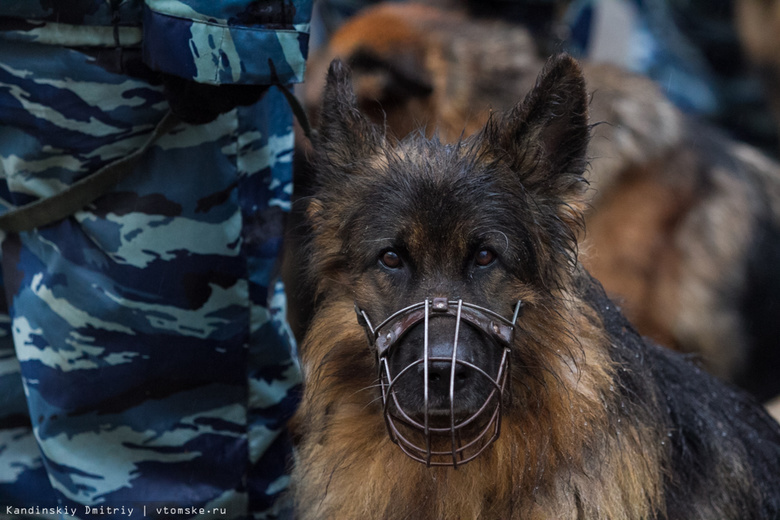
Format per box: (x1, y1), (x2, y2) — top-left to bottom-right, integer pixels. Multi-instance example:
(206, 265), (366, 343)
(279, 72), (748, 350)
(355, 298), (523, 467)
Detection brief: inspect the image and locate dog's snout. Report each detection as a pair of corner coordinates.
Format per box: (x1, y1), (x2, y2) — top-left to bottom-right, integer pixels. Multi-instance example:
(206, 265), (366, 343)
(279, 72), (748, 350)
(386, 316), (503, 420)
(370, 299), (514, 467)
(393, 318), (484, 375)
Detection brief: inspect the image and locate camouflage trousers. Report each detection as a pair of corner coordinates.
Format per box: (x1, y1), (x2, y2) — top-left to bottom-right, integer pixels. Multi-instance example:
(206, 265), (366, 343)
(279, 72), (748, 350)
(0, 42), (301, 519)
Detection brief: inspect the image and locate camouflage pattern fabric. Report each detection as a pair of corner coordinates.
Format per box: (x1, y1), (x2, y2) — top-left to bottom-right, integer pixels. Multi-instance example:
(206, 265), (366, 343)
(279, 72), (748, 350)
(0, 1), (311, 518)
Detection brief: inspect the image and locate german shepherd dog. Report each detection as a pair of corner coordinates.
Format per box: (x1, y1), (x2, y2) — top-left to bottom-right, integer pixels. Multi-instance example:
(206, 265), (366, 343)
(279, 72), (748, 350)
(289, 55), (780, 519)
(298, 3), (780, 404)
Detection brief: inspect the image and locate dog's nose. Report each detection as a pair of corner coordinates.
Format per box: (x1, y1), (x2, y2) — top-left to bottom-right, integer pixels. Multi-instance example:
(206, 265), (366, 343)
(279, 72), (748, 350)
(422, 361), (470, 396)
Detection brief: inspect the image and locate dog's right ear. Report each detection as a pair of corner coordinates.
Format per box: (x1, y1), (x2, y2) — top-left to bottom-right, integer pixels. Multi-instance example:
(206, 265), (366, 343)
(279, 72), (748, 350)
(317, 59), (383, 167)
(482, 54), (589, 203)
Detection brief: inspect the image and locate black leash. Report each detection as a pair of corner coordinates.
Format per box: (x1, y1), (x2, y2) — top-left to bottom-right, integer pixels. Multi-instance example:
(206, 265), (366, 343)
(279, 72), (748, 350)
(268, 58), (317, 141)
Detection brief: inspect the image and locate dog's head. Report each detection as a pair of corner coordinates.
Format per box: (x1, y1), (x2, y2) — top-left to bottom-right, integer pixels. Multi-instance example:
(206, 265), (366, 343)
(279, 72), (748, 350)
(305, 54), (590, 465)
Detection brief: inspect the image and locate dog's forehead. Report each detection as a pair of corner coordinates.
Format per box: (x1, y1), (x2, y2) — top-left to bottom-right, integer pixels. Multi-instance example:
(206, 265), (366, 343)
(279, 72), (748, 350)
(369, 142), (509, 250)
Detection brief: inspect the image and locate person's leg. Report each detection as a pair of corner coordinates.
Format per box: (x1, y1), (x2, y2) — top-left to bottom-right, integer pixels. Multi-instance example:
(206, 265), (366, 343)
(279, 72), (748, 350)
(0, 41), (299, 518)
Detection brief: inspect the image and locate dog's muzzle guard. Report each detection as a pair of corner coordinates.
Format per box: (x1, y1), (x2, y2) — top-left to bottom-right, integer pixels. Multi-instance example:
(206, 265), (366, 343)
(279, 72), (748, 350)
(356, 297), (523, 467)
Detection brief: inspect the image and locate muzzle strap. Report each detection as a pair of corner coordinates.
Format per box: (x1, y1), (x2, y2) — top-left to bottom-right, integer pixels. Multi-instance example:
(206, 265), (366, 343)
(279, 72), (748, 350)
(356, 298), (523, 357)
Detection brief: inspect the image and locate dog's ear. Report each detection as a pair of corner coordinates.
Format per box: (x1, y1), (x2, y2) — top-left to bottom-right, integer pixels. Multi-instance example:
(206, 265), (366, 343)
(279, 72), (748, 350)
(484, 54), (589, 202)
(317, 59), (383, 166)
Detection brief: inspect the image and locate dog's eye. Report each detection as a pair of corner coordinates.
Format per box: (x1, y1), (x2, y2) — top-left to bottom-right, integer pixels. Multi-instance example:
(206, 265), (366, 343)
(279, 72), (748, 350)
(379, 250), (403, 269)
(475, 249), (496, 267)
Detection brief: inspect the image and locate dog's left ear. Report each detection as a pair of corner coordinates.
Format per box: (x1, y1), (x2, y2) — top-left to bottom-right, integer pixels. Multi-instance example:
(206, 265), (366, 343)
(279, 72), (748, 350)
(316, 59), (384, 170)
(484, 54), (589, 202)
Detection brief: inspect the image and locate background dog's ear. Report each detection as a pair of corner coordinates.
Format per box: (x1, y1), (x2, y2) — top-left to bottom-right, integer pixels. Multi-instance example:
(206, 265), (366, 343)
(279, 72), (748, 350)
(317, 59), (383, 166)
(484, 54), (590, 202)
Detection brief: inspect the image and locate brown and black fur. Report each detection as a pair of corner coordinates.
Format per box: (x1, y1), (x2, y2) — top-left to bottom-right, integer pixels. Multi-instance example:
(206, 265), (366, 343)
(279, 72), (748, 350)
(294, 3), (780, 403)
(289, 55), (780, 519)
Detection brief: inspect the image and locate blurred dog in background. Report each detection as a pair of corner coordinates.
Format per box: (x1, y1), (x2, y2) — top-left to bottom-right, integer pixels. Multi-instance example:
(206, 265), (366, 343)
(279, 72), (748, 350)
(292, 2), (780, 405)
